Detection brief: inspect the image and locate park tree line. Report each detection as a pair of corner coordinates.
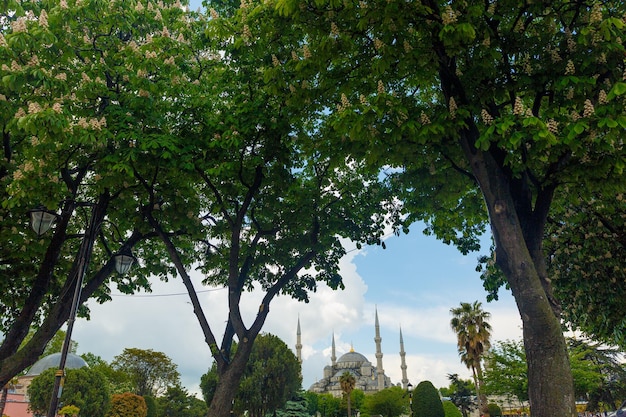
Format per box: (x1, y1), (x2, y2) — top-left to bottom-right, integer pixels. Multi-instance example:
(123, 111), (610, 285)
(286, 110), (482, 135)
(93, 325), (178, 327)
(19, 336), (206, 417)
(1, 1), (626, 417)
(3, 332), (302, 417)
(5, 319), (626, 417)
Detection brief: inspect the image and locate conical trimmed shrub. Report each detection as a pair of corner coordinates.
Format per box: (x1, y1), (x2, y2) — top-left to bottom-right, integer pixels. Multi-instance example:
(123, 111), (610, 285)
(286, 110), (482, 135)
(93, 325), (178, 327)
(412, 381), (444, 417)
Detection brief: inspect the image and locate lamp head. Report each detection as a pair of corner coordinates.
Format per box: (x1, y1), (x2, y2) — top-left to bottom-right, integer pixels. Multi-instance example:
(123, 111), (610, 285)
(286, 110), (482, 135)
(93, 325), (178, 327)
(28, 207), (59, 236)
(113, 251), (136, 275)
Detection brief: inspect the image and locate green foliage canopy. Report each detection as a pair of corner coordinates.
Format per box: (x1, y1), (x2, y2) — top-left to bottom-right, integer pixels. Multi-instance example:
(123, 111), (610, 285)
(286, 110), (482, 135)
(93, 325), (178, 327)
(442, 401), (463, 417)
(240, 334), (301, 417)
(567, 339), (626, 411)
(270, 0), (626, 414)
(483, 338), (626, 412)
(362, 386), (408, 417)
(309, 393), (341, 417)
(111, 348), (180, 398)
(0, 0), (205, 387)
(487, 403), (502, 417)
(147, 0), (400, 414)
(156, 386), (208, 417)
(81, 352), (133, 395)
(546, 194), (626, 346)
(444, 374), (476, 417)
(482, 340), (528, 404)
(274, 391), (311, 417)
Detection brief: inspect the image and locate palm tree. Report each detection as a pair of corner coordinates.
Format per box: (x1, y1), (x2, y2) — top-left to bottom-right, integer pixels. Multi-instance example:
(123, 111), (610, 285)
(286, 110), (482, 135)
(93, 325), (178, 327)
(339, 371), (356, 417)
(450, 301), (492, 417)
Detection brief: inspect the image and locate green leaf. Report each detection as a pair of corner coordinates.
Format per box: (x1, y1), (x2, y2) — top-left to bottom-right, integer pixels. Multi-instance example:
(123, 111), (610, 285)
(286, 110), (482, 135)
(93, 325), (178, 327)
(609, 82), (626, 97)
(573, 122), (587, 135)
(598, 118), (618, 128)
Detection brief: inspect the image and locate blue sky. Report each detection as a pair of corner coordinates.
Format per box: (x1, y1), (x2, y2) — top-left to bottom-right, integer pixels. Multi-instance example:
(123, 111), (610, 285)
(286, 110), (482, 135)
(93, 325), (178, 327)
(73, 223), (523, 397)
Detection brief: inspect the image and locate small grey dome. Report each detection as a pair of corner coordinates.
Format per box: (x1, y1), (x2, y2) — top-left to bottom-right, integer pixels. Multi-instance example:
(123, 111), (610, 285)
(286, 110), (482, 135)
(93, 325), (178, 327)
(26, 353), (88, 376)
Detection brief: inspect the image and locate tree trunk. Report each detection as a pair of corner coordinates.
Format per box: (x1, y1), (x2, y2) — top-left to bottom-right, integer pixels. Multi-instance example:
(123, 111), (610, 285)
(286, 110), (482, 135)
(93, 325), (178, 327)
(473, 365), (489, 417)
(208, 337), (255, 417)
(347, 395), (352, 417)
(459, 134), (576, 417)
(0, 386), (7, 417)
(208, 371), (239, 417)
(491, 208), (575, 417)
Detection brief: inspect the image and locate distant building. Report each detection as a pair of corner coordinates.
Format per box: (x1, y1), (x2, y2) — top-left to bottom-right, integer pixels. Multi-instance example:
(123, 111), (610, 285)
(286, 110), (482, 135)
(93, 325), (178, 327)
(298, 308), (410, 397)
(4, 352), (88, 417)
(3, 393), (30, 417)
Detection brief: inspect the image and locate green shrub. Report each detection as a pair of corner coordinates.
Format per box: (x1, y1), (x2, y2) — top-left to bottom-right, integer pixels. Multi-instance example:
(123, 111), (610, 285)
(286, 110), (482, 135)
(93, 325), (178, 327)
(106, 393), (148, 417)
(27, 367), (110, 417)
(488, 403), (502, 416)
(442, 401), (462, 417)
(412, 381), (444, 417)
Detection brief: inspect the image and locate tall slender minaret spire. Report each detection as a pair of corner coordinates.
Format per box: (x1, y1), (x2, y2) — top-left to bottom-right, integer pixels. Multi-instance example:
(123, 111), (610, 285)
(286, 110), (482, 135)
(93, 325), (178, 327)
(375, 307), (384, 390)
(331, 332), (337, 366)
(296, 317), (302, 364)
(400, 326), (409, 389)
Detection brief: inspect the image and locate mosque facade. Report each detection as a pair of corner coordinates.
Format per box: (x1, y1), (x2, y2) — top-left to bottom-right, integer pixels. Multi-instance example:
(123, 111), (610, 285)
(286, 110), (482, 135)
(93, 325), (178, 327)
(296, 309), (410, 397)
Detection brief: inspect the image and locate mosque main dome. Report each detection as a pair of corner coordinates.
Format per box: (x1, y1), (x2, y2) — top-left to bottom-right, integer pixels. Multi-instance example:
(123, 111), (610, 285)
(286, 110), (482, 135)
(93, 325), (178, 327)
(337, 351), (369, 365)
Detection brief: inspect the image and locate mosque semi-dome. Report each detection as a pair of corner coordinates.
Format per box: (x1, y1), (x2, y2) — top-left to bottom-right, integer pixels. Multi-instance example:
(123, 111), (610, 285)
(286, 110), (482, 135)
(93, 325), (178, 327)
(26, 352), (89, 376)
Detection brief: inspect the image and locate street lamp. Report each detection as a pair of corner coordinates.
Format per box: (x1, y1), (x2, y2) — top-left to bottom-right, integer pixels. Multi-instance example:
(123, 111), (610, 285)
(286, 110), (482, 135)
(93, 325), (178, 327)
(407, 382), (413, 417)
(29, 205), (135, 417)
(28, 207), (60, 236)
(113, 251), (137, 275)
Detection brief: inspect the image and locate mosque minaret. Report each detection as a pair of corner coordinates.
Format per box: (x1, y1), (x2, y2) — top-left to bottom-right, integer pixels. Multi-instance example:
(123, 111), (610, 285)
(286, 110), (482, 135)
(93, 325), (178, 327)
(374, 308), (385, 391)
(296, 317), (303, 364)
(400, 326), (409, 389)
(331, 332), (337, 366)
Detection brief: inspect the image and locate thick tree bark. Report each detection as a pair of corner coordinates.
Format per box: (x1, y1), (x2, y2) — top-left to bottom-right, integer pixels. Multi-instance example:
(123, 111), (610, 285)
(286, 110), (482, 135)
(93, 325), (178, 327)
(208, 338), (255, 417)
(459, 133), (576, 417)
(0, 386), (7, 417)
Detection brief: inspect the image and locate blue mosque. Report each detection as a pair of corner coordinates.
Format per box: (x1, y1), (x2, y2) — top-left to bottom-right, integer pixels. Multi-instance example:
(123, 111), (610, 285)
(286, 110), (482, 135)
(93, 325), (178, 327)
(296, 309), (410, 397)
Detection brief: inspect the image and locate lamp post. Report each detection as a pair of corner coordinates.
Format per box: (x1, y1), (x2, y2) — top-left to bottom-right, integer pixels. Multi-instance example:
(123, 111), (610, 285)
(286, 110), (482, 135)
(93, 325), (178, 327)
(29, 205), (135, 417)
(407, 382), (413, 417)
